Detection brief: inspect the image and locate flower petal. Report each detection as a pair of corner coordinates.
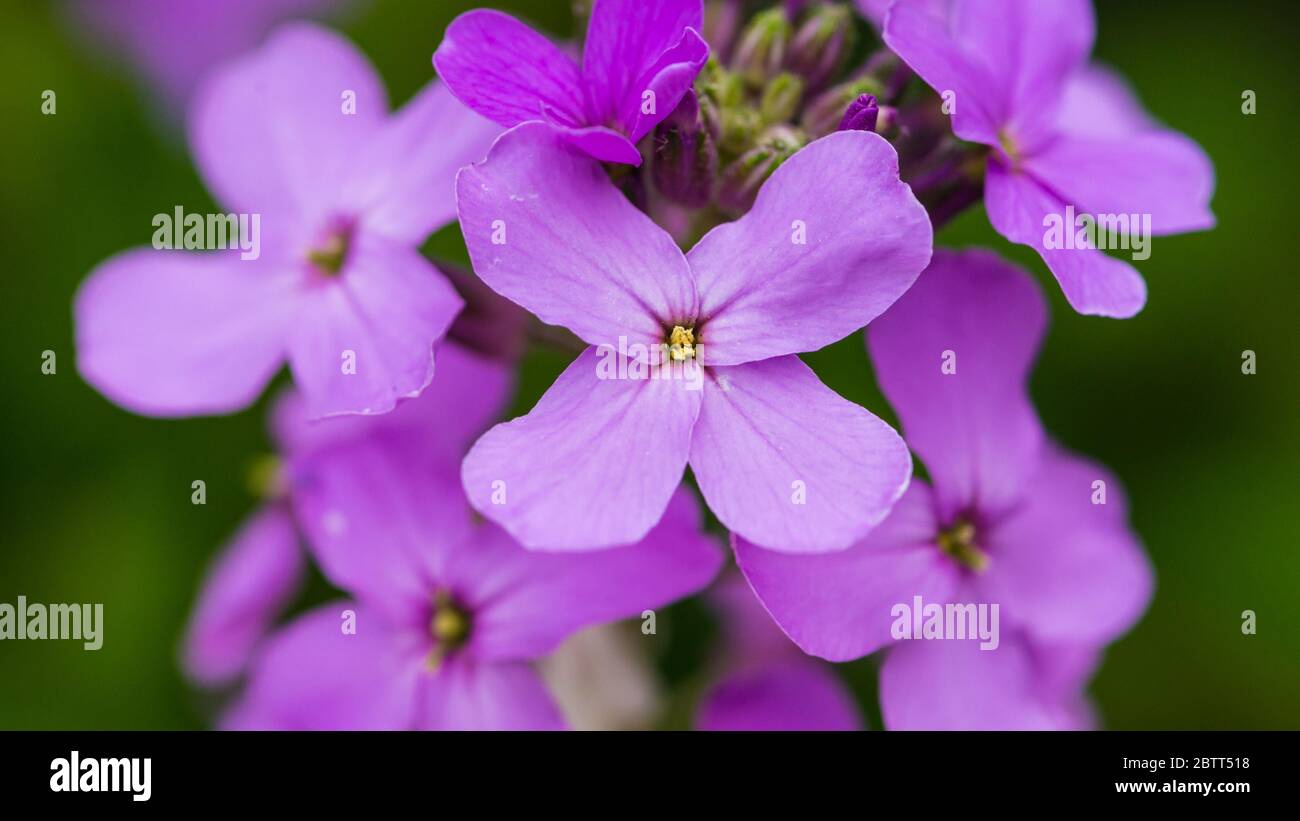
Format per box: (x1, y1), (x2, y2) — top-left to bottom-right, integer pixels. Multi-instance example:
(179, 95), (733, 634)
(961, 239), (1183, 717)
(226, 602), (425, 730)
(182, 505), (303, 687)
(866, 249), (1046, 521)
(687, 131), (931, 365)
(985, 158), (1147, 317)
(75, 248), (292, 417)
(290, 439), (474, 620)
(461, 489), (721, 661)
(433, 10), (586, 128)
(415, 659), (565, 730)
(581, 0), (707, 142)
(689, 356), (912, 553)
(457, 122), (697, 349)
(462, 347), (700, 550)
(980, 446), (1153, 645)
(189, 22), (386, 221)
(271, 342), (512, 466)
(697, 658), (862, 730)
(286, 232), (462, 419)
(735, 483), (958, 661)
(879, 633), (1067, 730)
(343, 79), (501, 245)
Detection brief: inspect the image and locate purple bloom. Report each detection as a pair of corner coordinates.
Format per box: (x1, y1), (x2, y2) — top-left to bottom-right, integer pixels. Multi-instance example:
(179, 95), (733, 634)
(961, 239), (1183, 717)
(696, 575), (861, 731)
(456, 123), (932, 553)
(734, 250), (1153, 728)
(183, 343), (511, 686)
(225, 456), (721, 730)
(69, 0), (352, 114)
(433, 0), (709, 166)
(883, 0), (1215, 317)
(75, 23), (499, 419)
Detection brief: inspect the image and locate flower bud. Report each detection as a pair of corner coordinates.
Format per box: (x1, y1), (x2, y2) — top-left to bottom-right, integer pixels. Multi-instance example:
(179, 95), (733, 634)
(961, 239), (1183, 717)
(786, 4), (855, 93)
(717, 125), (805, 214)
(731, 8), (792, 89)
(800, 75), (884, 136)
(837, 93), (878, 132)
(760, 71), (805, 124)
(652, 91), (718, 208)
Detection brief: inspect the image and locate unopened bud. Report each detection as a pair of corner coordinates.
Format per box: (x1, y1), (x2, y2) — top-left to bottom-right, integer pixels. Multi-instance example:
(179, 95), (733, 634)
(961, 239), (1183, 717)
(837, 93), (878, 132)
(760, 71), (805, 124)
(801, 75), (885, 136)
(653, 91), (718, 208)
(717, 125), (806, 214)
(786, 4), (855, 93)
(731, 8), (792, 89)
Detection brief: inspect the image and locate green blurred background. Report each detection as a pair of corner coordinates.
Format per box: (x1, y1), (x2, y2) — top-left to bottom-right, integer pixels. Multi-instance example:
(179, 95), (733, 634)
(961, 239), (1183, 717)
(1, 0), (1296, 728)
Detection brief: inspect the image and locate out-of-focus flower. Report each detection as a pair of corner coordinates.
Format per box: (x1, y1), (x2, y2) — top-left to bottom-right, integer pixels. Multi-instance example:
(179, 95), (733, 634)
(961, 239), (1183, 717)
(225, 460), (721, 729)
(182, 344), (512, 687)
(735, 250), (1153, 729)
(697, 575), (861, 730)
(457, 123), (932, 553)
(74, 23), (499, 419)
(68, 0), (354, 115)
(883, 0), (1215, 317)
(434, 0), (709, 166)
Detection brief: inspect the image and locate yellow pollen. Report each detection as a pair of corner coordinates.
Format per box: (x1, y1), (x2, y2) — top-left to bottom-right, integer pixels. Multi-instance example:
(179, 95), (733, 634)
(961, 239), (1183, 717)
(668, 325), (696, 361)
(937, 519), (990, 573)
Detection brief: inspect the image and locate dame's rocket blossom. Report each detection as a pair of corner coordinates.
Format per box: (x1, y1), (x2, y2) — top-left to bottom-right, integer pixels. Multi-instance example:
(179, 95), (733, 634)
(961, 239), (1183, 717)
(75, 23), (498, 419)
(457, 123), (932, 553)
(735, 250), (1153, 728)
(434, 0), (709, 166)
(883, 0), (1214, 317)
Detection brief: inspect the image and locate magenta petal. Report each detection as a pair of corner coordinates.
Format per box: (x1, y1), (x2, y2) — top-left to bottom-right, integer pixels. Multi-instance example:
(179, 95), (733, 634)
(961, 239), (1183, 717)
(690, 356), (912, 553)
(457, 123), (697, 349)
(416, 659), (565, 730)
(286, 233), (462, 419)
(433, 10), (586, 128)
(1024, 132), (1216, 236)
(688, 132), (931, 366)
(182, 505), (303, 687)
(271, 342), (512, 466)
(697, 658), (862, 730)
(227, 602), (425, 730)
(735, 483), (958, 661)
(189, 22), (385, 220)
(343, 79), (501, 245)
(462, 490), (721, 662)
(291, 440), (474, 621)
(980, 446), (1153, 645)
(867, 249), (1046, 520)
(985, 159), (1147, 317)
(75, 249), (293, 417)
(617, 28), (709, 144)
(581, 0), (704, 131)
(463, 347), (700, 550)
(880, 634), (1064, 730)
(545, 119), (645, 165)
(1054, 64), (1157, 138)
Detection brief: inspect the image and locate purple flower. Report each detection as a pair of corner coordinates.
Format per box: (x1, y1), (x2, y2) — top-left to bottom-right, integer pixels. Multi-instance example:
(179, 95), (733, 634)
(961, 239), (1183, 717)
(456, 123), (932, 553)
(182, 343), (511, 686)
(68, 0), (353, 114)
(696, 575), (861, 731)
(734, 250), (1153, 728)
(225, 454), (721, 730)
(433, 0), (709, 166)
(75, 23), (499, 419)
(883, 0), (1215, 317)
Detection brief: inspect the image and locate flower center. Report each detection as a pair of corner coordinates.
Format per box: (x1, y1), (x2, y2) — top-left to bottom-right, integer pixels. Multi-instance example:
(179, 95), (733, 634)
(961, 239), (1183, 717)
(936, 518), (989, 573)
(427, 590), (471, 670)
(667, 325), (697, 361)
(306, 223), (354, 276)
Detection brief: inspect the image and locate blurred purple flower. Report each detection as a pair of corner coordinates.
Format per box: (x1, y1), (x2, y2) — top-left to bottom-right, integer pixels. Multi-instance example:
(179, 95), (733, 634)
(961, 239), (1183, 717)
(456, 123), (932, 553)
(75, 23), (499, 419)
(883, 0), (1215, 317)
(225, 459), (721, 729)
(734, 249), (1153, 729)
(433, 0), (709, 165)
(69, 0), (353, 114)
(697, 575), (861, 731)
(182, 344), (511, 687)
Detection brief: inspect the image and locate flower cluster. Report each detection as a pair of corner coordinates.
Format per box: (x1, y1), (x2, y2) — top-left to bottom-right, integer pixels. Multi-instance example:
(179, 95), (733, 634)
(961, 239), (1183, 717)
(74, 0), (1214, 729)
